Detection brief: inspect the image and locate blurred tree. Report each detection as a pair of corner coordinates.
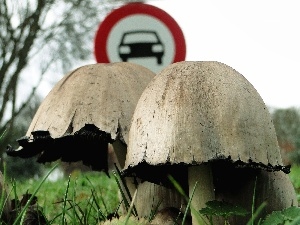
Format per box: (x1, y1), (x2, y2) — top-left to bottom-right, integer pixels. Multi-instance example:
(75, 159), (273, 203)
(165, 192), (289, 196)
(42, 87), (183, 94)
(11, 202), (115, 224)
(272, 107), (300, 165)
(0, 0), (134, 155)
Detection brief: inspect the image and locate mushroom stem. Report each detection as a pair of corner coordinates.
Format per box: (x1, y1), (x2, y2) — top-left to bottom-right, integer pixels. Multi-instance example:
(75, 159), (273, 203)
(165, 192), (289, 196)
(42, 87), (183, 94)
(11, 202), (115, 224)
(188, 164), (215, 225)
(134, 181), (187, 218)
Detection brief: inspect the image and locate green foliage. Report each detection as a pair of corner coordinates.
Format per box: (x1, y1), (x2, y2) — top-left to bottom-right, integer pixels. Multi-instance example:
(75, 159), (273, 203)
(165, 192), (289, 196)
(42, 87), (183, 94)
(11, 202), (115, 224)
(6, 168), (120, 224)
(198, 203), (300, 225)
(272, 107), (300, 164)
(0, 160), (299, 224)
(261, 207), (300, 225)
(199, 200), (249, 221)
(0, 163), (8, 223)
(289, 165), (300, 200)
(11, 164), (57, 225)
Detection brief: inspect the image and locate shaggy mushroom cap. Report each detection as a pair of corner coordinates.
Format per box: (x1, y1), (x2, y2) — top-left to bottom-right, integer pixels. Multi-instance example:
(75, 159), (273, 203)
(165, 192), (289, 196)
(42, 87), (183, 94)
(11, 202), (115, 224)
(123, 61), (289, 184)
(7, 62), (155, 173)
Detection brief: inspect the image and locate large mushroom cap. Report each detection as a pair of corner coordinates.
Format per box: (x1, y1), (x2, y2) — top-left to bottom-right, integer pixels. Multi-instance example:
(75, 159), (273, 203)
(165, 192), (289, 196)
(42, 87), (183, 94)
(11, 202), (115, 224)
(124, 61), (288, 178)
(7, 62), (155, 172)
(28, 62), (154, 142)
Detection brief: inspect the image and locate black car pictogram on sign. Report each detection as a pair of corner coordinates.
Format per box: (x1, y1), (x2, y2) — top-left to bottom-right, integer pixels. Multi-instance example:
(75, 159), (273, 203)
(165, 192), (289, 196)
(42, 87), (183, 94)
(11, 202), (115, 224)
(118, 30), (165, 65)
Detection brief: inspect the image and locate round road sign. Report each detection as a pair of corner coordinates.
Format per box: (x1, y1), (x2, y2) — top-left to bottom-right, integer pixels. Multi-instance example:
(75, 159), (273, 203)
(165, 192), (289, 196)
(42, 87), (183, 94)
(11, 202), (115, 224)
(94, 3), (186, 73)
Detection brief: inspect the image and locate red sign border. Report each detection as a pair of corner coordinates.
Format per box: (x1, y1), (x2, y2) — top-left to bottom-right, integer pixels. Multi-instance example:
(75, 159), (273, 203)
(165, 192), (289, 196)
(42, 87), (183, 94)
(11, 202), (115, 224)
(94, 3), (186, 63)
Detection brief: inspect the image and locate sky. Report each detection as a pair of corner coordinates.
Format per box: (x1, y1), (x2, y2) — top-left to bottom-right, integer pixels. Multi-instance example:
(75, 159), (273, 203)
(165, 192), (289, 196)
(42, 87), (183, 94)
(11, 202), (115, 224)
(146, 0), (300, 109)
(34, 0), (300, 110)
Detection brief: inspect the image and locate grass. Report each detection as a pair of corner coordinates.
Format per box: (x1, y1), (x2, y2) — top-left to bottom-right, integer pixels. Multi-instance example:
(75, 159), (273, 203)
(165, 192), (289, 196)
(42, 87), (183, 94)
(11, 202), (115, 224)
(0, 164), (299, 225)
(4, 164), (120, 224)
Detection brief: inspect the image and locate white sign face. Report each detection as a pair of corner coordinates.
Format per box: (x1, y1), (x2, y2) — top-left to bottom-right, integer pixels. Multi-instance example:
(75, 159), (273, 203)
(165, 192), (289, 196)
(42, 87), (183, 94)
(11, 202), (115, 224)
(94, 3), (186, 73)
(107, 15), (175, 73)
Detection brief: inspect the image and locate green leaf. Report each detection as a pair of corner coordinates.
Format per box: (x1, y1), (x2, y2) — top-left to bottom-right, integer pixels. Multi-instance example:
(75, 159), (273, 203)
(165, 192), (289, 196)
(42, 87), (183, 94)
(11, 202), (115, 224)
(261, 206), (300, 225)
(199, 200), (249, 219)
(282, 206), (300, 221)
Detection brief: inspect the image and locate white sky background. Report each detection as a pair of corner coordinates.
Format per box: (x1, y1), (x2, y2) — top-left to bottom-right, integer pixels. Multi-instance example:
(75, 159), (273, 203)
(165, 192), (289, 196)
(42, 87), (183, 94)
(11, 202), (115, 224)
(34, 0), (300, 110)
(147, 0), (300, 109)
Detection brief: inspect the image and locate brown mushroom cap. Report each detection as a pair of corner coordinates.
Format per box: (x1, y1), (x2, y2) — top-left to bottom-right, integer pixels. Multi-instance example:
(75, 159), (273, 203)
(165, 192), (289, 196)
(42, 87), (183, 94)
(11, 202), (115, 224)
(124, 61), (288, 179)
(7, 62), (155, 172)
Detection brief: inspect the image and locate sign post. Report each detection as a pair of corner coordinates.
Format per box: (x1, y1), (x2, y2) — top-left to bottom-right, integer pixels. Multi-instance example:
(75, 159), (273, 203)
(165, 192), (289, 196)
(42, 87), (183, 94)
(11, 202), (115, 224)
(94, 3), (186, 73)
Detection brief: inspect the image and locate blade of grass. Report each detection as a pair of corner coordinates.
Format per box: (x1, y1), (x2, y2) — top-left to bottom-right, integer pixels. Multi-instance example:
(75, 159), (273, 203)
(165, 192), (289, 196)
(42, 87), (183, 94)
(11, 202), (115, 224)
(90, 189), (107, 221)
(86, 175), (110, 218)
(184, 181), (209, 225)
(48, 201), (78, 224)
(85, 193), (96, 223)
(251, 176), (258, 225)
(124, 189), (138, 225)
(114, 199), (124, 218)
(148, 199), (162, 222)
(114, 164), (138, 217)
(61, 174), (71, 225)
(246, 176), (267, 225)
(246, 202), (267, 225)
(0, 162), (7, 221)
(168, 175), (188, 198)
(0, 129), (7, 139)
(113, 171), (130, 213)
(72, 180), (97, 225)
(182, 180), (196, 225)
(168, 175), (208, 225)
(13, 163), (58, 225)
(70, 177), (78, 225)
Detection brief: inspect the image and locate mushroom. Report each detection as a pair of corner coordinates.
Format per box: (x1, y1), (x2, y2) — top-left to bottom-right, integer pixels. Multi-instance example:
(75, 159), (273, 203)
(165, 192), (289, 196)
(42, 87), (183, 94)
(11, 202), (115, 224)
(6, 62), (155, 174)
(6, 62), (186, 220)
(123, 61), (298, 224)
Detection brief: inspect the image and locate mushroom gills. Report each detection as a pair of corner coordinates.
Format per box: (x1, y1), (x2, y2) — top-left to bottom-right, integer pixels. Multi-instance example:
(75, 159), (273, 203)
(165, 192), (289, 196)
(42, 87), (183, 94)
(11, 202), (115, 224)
(7, 124), (113, 174)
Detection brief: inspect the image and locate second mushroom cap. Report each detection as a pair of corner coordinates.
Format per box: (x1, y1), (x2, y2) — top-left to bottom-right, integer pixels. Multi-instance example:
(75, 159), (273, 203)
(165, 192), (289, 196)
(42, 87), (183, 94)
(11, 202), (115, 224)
(124, 61), (287, 178)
